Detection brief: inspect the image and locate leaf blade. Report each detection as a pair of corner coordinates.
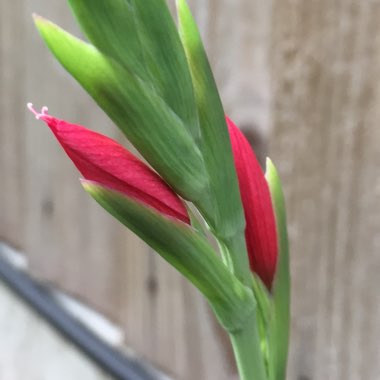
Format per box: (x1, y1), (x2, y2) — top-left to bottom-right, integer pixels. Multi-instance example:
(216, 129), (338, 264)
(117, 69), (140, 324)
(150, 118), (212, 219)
(176, 0), (245, 238)
(132, 0), (200, 141)
(34, 15), (208, 202)
(82, 180), (256, 332)
(68, 0), (147, 79)
(265, 159), (291, 380)
(68, 0), (200, 141)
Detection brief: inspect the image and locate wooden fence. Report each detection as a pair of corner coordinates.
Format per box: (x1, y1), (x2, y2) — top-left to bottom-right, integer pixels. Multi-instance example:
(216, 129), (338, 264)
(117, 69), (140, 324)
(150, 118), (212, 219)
(1, 0), (380, 379)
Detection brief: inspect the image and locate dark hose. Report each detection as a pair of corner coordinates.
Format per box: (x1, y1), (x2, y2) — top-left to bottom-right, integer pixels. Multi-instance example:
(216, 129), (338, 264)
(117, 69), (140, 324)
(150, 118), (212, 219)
(0, 245), (162, 380)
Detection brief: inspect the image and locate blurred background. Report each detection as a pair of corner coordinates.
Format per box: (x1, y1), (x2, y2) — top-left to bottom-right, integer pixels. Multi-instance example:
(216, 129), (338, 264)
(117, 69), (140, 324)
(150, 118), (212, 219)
(1, 0), (380, 379)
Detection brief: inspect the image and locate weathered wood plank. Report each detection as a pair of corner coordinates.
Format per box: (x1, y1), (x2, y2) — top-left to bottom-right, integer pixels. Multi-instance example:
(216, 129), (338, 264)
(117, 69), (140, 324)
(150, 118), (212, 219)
(0, 0), (26, 246)
(270, 1), (380, 379)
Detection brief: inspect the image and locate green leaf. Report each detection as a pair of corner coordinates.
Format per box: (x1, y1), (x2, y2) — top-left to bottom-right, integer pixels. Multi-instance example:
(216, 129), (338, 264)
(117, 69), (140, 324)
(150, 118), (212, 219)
(82, 180), (256, 333)
(176, 0), (245, 239)
(131, 0), (200, 142)
(34, 15), (208, 203)
(251, 273), (272, 377)
(68, 0), (200, 142)
(67, 0), (146, 79)
(265, 159), (290, 380)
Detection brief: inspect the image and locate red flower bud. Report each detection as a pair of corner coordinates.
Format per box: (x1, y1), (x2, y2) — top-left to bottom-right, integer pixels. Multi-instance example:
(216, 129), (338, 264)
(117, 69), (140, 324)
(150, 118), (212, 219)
(227, 117), (278, 290)
(28, 104), (190, 224)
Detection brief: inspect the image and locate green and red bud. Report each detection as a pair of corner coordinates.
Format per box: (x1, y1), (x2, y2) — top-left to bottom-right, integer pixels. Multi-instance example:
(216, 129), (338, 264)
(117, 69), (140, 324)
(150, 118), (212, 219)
(33, 15), (208, 205)
(28, 103), (190, 224)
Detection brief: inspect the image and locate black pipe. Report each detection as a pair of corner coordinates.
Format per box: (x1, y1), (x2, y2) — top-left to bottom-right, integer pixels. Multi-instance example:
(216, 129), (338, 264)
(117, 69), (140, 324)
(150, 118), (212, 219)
(0, 246), (162, 380)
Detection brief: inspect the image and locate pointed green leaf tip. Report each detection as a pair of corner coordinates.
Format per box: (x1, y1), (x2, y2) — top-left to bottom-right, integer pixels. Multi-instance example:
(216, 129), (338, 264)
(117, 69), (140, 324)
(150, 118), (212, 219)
(176, 0), (245, 239)
(81, 180), (256, 333)
(33, 14), (208, 203)
(265, 158), (290, 380)
(67, 0), (200, 142)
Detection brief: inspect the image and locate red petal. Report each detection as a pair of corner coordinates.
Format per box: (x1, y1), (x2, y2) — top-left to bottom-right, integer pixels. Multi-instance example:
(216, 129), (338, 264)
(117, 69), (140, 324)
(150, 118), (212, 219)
(227, 117), (278, 290)
(37, 112), (189, 224)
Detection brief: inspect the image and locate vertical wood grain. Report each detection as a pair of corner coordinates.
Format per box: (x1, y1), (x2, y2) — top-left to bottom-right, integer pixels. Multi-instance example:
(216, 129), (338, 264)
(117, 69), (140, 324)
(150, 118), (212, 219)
(0, 0), (26, 246)
(270, 1), (380, 379)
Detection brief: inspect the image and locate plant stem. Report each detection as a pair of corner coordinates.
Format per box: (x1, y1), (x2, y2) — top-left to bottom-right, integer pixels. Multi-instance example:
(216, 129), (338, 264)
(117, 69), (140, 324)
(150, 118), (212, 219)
(201, 204), (268, 379)
(222, 231), (253, 287)
(229, 311), (268, 380)
(220, 232), (268, 380)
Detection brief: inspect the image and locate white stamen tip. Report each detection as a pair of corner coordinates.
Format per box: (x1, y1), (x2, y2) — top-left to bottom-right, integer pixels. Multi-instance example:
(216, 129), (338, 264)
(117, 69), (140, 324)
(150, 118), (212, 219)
(27, 102), (49, 120)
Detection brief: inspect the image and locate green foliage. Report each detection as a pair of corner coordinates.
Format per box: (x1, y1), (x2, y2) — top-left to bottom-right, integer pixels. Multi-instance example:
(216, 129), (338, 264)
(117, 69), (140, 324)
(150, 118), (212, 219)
(82, 180), (256, 333)
(68, 0), (200, 142)
(266, 159), (291, 380)
(176, 0), (245, 239)
(34, 15), (208, 203)
(32, 3), (290, 378)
